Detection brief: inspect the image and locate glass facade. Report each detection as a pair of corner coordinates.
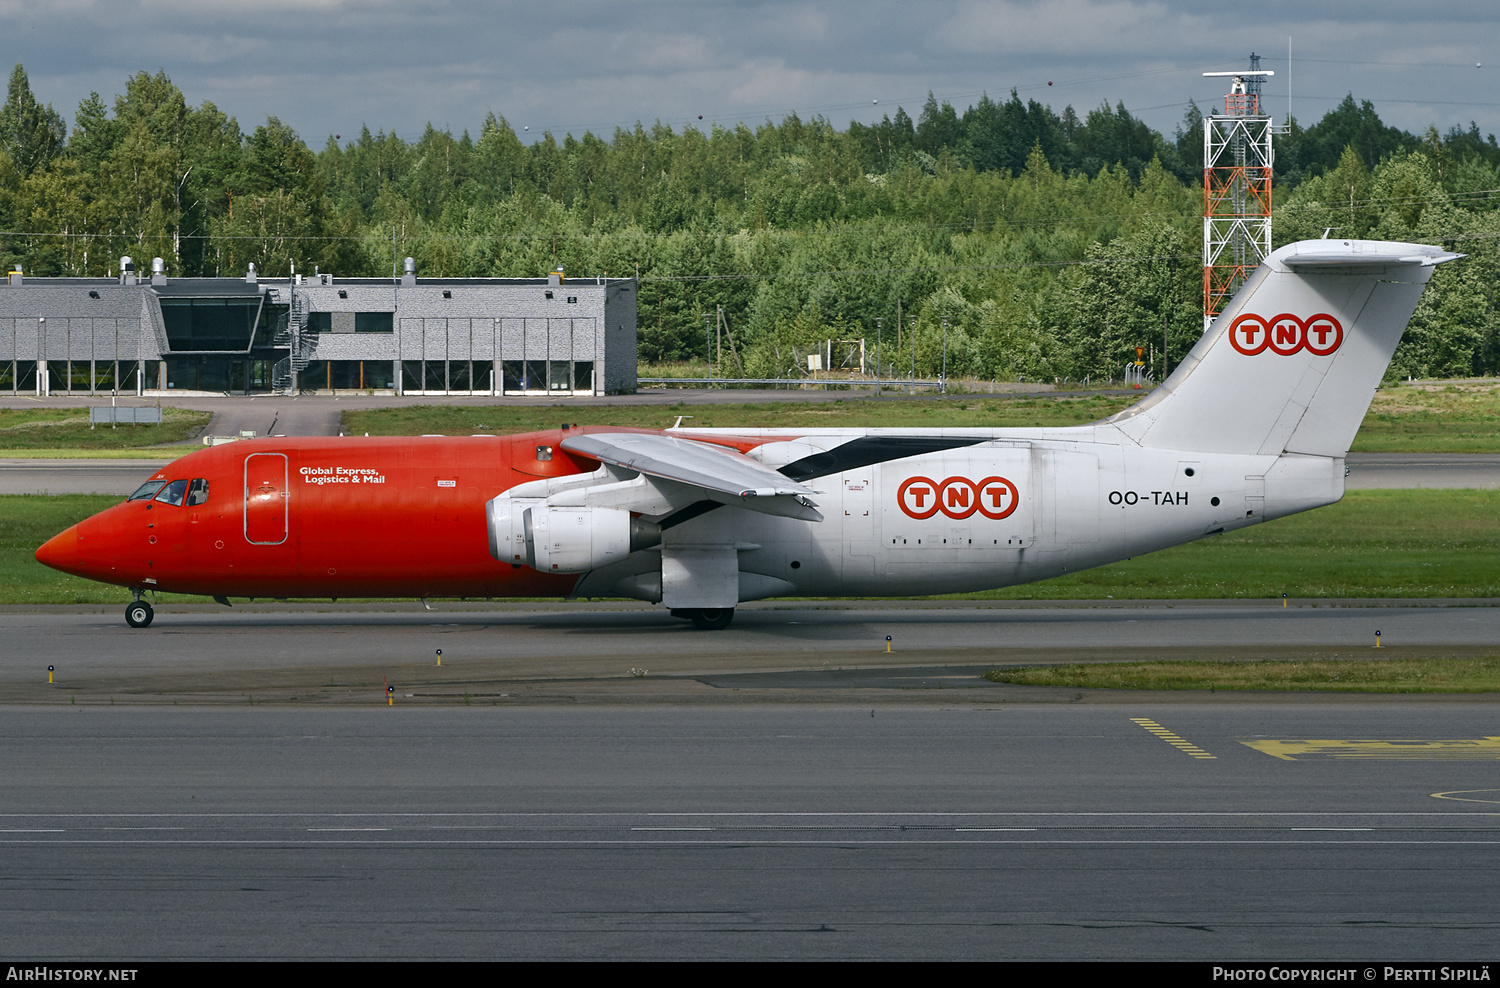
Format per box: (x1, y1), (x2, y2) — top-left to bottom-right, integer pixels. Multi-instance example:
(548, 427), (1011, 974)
(499, 359), (594, 395)
(165, 356), (234, 392)
(301, 361), (395, 390)
(160, 298), (262, 351)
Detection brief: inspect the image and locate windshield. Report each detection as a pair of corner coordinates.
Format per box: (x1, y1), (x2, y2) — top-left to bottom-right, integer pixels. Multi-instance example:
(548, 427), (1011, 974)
(186, 478), (209, 506)
(154, 480), (189, 506)
(128, 480), (168, 502)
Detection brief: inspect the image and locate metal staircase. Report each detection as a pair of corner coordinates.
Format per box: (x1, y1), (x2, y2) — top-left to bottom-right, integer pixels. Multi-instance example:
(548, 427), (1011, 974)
(271, 290), (316, 394)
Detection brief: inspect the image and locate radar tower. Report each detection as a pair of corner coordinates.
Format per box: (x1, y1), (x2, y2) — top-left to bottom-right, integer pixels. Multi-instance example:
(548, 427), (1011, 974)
(1202, 57), (1275, 329)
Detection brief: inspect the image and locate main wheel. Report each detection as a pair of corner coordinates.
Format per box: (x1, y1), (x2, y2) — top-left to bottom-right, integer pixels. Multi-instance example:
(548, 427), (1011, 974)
(690, 607), (734, 630)
(125, 600), (154, 628)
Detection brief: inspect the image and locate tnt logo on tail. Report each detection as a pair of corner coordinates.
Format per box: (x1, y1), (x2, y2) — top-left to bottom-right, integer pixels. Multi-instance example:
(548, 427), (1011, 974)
(1228, 313), (1343, 357)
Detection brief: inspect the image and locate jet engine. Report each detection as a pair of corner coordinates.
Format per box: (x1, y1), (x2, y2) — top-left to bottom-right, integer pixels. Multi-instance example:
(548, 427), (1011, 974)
(487, 497), (660, 573)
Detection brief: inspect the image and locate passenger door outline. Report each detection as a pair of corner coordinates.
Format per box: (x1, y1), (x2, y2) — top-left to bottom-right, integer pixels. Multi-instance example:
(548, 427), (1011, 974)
(244, 453), (289, 545)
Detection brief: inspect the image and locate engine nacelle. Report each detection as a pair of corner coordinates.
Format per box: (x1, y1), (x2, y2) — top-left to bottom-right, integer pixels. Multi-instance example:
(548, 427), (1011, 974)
(527, 505), (662, 573)
(487, 496), (534, 565)
(487, 496), (660, 573)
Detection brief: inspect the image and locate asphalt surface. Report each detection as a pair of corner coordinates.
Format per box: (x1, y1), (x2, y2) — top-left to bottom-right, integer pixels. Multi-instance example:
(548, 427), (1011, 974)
(6, 600), (1499, 700)
(3, 600), (1498, 960)
(3, 702), (1500, 960)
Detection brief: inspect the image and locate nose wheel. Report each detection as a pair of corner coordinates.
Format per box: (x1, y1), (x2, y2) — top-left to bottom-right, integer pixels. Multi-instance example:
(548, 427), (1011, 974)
(125, 600), (154, 628)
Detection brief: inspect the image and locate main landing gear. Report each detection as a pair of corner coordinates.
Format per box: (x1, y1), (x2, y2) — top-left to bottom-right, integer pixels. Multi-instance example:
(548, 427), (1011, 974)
(125, 593), (154, 628)
(671, 607), (735, 630)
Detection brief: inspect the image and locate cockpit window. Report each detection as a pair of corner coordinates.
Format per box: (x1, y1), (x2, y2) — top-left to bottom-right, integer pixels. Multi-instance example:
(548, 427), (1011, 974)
(154, 480), (189, 506)
(128, 480), (168, 502)
(186, 478), (209, 506)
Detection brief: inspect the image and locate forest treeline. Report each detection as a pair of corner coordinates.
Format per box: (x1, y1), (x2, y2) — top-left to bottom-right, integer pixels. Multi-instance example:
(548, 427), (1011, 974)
(2, 63), (1498, 379)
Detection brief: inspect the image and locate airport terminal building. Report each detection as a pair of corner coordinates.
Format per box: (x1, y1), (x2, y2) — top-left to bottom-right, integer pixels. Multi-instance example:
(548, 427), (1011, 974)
(0, 258), (638, 397)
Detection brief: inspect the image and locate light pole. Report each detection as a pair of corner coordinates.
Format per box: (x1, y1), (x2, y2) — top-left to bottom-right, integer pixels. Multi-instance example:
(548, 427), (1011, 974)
(941, 316), (948, 393)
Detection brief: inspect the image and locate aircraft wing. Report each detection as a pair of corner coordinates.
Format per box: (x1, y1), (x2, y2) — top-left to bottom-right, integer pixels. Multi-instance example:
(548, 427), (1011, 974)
(559, 432), (823, 521)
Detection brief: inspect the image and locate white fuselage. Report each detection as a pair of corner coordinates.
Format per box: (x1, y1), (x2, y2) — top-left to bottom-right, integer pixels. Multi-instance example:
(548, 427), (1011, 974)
(568, 427), (1345, 602)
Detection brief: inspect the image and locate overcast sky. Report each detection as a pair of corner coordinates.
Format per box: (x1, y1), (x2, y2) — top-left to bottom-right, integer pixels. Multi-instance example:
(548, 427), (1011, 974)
(3, 0), (1498, 148)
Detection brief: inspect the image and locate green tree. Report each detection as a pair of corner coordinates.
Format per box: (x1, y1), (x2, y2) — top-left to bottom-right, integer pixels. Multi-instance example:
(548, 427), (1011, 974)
(0, 64), (66, 177)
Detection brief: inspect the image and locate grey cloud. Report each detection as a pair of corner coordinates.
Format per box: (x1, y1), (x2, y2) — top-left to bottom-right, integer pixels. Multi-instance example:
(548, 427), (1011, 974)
(0, 0), (1496, 146)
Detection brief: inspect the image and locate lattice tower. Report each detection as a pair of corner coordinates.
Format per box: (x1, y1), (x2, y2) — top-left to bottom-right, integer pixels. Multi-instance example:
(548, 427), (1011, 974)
(1203, 64), (1274, 329)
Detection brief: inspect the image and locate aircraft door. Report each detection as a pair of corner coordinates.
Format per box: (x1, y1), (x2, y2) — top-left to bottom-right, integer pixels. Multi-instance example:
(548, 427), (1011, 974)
(843, 472), (874, 539)
(244, 453), (289, 545)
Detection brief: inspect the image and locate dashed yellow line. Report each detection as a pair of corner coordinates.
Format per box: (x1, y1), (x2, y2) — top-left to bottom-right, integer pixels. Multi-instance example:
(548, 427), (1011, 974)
(1130, 717), (1217, 759)
(1244, 738), (1500, 761)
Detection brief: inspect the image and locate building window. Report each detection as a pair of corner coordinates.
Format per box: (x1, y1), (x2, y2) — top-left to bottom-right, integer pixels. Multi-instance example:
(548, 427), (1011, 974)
(305, 312), (332, 333)
(165, 356), (233, 393)
(160, 298), (261, 351)
(355, 312), (394, 333)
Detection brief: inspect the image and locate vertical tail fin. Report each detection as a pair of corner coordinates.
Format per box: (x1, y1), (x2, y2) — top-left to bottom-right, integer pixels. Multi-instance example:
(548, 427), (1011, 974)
(1108, 239), (1460, 456)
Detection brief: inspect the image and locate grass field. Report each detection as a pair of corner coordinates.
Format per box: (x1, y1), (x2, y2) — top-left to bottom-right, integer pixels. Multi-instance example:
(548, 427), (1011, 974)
(1353, 380), (1500, 452)
(5, 489), (1496, 606)
(340, 393), (1139, 435)
(0, 407), (210, 450)
(0, 378), (1492, 451)
(984, 657), (1500, 692)
(340, 378), (1500, 452)
(975, 488), (1500, 600)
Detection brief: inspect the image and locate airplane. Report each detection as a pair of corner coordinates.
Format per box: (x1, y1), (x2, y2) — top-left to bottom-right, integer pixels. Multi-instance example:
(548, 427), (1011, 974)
(35, 238), (1459, 630)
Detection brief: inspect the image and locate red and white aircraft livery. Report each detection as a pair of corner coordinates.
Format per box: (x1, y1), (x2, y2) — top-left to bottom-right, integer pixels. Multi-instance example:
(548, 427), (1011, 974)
(36, 239), (1459, 629)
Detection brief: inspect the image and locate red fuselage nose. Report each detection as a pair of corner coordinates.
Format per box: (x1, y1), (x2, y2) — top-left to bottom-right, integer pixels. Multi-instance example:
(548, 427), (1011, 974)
(34, 523), (81, 576)
(35, 502), (150, 589)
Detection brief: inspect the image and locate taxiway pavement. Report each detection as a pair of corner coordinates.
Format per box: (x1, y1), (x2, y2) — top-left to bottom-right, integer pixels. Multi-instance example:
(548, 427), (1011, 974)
(3, 702), (1499, 960)
(6, 600), (1499, 706)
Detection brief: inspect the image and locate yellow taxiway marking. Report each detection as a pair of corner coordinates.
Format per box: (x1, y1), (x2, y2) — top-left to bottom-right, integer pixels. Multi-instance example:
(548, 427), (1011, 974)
(1244, 738), (1500, 761)
(1130, 718), (1216, 759)
(1432, 789), (1500, 804)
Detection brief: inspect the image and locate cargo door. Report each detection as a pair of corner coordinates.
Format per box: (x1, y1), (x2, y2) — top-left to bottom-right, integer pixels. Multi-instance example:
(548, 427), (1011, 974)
(244, 453), (289, 545)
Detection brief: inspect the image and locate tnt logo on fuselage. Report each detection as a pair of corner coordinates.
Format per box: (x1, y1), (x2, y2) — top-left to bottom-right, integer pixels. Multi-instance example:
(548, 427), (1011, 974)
(1228, 313), (1343, 356)
(898, 476), (1019, 521)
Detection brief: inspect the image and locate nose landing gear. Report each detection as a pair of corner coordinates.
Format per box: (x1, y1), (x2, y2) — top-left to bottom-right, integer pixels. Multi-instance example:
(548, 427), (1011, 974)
(125, 593), (154, 628)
